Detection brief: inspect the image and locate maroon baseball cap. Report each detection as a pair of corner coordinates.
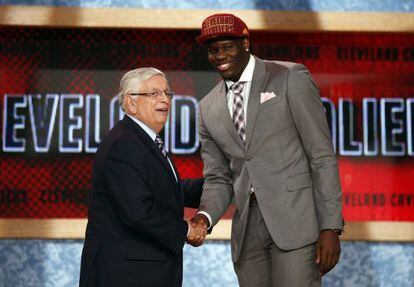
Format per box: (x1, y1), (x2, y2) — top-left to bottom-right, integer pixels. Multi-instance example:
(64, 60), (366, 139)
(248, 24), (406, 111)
(195, 13), (249, 45)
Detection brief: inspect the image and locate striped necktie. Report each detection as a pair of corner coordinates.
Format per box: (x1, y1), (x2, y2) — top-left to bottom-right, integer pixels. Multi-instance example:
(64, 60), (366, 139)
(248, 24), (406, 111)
(231, 82), (246, 144)
(154, 134), (167, 158)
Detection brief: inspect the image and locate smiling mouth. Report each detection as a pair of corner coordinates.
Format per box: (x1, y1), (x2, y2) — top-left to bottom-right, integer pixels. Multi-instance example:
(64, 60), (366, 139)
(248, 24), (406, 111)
(217, 63), (231, 71)
(156, 108), (169, 113)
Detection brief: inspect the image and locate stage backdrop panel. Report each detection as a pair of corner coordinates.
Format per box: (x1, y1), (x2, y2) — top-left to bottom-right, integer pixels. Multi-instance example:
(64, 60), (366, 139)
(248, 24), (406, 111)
(0, 27), (413, 239)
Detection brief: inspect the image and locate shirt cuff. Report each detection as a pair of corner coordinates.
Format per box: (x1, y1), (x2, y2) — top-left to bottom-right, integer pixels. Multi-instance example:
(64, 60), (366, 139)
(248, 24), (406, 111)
(186, 220), (190, 237)
(197, 211), (212, 229)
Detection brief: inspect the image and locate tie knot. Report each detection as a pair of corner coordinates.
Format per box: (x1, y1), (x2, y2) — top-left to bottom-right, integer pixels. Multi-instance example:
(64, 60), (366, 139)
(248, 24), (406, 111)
(230, 82), (245, 94)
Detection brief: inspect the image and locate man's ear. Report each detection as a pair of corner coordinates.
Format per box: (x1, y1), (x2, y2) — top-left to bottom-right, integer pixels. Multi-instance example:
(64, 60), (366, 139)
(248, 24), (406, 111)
(242, 38), (250, 51)
(125, 95), (136, 114)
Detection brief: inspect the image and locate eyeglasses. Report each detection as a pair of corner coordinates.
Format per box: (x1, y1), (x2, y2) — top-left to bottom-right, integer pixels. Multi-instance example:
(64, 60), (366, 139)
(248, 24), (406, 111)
(128, 90), (174, 99)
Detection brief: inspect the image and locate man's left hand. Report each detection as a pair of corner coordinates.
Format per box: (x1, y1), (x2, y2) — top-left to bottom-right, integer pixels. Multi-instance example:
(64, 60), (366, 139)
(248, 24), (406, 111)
(315, 230), (341, 276)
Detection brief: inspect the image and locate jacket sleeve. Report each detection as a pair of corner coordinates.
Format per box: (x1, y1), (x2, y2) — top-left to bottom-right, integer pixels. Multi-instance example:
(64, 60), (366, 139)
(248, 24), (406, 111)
(103, 138), (188, 254)
(197, 103), (235, 226)
(286, 64), (344, 231)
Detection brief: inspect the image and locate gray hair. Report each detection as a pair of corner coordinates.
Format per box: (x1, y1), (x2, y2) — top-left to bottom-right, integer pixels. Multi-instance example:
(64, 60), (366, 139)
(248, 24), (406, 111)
(118, 67), (165, 111)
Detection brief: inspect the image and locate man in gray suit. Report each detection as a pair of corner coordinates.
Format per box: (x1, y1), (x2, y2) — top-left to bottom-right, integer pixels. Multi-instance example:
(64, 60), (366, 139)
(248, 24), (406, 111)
(191, 13), (344, 286)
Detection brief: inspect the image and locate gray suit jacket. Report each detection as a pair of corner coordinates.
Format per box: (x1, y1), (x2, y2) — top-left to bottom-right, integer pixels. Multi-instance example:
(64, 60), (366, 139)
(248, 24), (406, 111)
(198, 57), (343, 263)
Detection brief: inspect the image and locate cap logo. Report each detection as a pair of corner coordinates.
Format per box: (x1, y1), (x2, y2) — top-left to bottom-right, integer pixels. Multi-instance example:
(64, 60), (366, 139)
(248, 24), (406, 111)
(196, 13), (249, 45)
(201, 15), (235, 37)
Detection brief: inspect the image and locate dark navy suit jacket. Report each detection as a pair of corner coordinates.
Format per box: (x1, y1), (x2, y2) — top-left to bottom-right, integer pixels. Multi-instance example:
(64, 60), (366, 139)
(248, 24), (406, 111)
(79, 115), (203, 287)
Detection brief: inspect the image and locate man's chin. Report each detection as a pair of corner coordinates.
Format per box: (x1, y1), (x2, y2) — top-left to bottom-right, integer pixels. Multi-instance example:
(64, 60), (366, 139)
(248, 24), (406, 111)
(219, 71), (234, 81)
(157, 119), (168, 127)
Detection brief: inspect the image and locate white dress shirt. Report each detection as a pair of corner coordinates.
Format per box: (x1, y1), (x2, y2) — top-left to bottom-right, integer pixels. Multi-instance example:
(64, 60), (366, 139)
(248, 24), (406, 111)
(225, 54), (255, 123)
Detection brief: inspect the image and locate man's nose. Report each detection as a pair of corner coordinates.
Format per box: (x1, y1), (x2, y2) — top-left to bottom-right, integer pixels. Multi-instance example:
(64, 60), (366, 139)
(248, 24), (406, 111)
(215, 49), (227, 60)
(159, 92), (170, 103)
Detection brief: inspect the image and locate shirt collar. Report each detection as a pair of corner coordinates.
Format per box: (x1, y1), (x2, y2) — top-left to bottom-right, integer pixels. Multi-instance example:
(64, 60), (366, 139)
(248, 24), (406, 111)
(225, 54), (255, 88)
(126, 114), (156, 141)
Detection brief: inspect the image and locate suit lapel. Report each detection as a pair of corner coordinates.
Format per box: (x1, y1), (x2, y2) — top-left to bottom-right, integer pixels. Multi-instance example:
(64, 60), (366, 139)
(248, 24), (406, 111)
(149, 144), (180, 186)
(167, 154), (183, 204)
(121, 116), (180, 191)
(215, 81), (245, 148)
(245, 58), (270, 151)
(148, 146), (183, 204)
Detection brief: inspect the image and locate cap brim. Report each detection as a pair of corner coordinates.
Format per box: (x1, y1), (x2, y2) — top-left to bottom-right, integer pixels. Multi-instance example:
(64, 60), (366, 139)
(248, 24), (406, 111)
(195, 33), (247, 45)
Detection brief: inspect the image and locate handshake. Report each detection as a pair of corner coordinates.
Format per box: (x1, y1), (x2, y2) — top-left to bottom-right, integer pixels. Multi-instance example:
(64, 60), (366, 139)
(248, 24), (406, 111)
(185, 214), (209, 247)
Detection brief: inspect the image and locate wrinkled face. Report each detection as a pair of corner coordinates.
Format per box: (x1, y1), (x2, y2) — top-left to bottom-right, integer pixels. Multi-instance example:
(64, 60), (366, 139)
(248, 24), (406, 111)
(206, 37), (250, 82)
(127, 75), (171, 133)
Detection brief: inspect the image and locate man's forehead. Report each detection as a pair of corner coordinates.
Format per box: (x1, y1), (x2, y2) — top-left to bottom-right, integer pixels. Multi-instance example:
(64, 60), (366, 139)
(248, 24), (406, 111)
(205, 37), (242, 46)
(139, 75), (166, 86)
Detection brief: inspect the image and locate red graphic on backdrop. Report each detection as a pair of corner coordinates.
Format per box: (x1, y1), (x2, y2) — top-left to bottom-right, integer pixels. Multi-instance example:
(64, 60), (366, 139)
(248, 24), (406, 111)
(0, 28), (413, 221)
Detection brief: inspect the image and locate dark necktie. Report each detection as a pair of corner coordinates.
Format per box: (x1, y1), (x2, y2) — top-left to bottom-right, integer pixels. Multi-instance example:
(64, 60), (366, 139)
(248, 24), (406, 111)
(154, 134), (167, 158)
(155, 134), (179, 182)
(231, 82), (246, 144)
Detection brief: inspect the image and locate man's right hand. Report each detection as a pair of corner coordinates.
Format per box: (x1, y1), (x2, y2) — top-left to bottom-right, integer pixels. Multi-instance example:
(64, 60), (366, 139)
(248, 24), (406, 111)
(191, 214), (209, 230)
(186, 218), (207, 247)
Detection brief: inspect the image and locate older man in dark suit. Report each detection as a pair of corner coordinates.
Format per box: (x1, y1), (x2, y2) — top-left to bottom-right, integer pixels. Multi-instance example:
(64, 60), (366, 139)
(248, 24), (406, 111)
(191, 14), (344, 287)
(79, 67), (205, 287)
